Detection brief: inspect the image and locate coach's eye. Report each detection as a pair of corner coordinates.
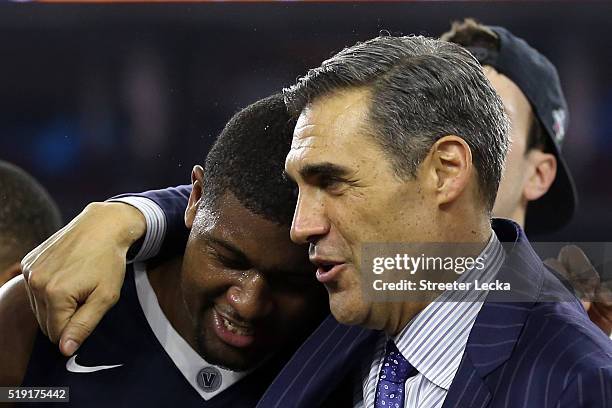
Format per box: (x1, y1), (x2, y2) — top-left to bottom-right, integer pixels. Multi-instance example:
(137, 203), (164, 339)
(319, 176), (351, 195)
(319, 176), (342, 190)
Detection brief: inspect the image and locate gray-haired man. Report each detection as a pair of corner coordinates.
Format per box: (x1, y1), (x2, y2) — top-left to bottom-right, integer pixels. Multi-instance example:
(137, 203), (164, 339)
(283, 34), (611, 407)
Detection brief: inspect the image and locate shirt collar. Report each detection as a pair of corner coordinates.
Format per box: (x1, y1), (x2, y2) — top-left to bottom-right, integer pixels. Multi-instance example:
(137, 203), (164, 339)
(392, 230), (505, 390)
(134, 262), (250, 400)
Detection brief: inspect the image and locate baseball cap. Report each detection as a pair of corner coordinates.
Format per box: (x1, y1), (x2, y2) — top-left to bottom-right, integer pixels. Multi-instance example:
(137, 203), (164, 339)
(465, 26), (578, 235)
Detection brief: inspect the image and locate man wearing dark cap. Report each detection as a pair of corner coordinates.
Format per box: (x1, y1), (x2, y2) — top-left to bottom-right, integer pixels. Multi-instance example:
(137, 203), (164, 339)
(442, 19), (576, 236)
(442, 19), (611, 335)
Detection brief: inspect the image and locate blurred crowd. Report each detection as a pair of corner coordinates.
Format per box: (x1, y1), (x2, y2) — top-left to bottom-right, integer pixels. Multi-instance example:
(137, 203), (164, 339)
(1, 2), (611, 241)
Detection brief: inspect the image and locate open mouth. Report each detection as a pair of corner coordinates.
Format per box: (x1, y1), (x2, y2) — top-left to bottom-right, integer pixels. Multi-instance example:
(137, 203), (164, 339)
(319, 263), (336, 273)
(219, 314), (254, 336)
(212, 306), (257, 348)
(312, 260), (347, 283)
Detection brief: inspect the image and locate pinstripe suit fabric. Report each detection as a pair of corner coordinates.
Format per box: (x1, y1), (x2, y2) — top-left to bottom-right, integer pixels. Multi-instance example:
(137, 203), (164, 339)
(128, 187), (611, 407)
(257, 219), (612, 407)
(357, 232), (505, 407)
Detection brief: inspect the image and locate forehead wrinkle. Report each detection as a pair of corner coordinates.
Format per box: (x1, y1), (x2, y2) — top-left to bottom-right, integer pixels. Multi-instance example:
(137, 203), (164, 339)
(293, 122), (316, 134)
(294, 87), (372, 138)
(287, 88), (378, 177)
(310, 87), (372, 118)
(289, 137), (329, 153)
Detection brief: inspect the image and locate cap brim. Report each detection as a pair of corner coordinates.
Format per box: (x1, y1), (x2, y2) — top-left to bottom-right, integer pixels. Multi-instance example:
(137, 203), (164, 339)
(525, 142), (578, 235)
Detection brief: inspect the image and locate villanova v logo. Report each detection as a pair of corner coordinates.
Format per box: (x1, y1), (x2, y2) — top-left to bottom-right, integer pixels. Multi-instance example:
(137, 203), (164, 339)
(201, 371), (216, 387)
(196, 366), (222, 392)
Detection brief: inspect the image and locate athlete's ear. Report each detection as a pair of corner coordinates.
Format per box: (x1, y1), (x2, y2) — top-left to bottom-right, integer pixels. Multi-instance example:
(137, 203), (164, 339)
(185, 165), (205, 229)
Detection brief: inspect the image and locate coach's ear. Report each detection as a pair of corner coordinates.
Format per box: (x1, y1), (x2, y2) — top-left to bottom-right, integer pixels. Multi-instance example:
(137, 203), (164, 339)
(428, 135), (473, 207)
(185, 165), (205, 229)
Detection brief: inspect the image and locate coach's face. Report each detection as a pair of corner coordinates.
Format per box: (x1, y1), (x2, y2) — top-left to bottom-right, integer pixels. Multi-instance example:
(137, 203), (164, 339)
(285, 87), (440, 330)
(180, 168), (326, 370)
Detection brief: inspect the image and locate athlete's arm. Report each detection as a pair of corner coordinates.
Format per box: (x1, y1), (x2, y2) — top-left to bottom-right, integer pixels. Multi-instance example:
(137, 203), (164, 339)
(20, 185), (191, 357)
(113, 184), (192, 261)
(0, 275), (38, 386)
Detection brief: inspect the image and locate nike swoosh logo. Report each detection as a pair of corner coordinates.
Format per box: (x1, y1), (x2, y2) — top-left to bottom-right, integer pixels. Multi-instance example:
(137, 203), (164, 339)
(66, 354), (124, 373)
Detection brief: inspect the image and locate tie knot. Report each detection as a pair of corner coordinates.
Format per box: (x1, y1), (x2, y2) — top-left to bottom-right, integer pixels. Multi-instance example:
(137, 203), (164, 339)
(380, 340), (416, 384)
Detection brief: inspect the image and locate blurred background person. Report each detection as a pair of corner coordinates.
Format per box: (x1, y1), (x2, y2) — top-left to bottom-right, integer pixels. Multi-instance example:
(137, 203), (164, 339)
(0, 160), (62, 287)
(441, 19), (611, 334)
(442, 19), (575, 236)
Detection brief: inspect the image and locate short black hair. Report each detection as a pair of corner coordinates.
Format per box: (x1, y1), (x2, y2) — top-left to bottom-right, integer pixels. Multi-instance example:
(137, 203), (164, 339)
(202, 93), (298, 226)
(0, 161), (62, 268)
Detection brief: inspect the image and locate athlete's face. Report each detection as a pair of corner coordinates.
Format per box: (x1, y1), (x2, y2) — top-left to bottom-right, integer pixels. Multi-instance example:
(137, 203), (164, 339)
(181, 187), (326, 371)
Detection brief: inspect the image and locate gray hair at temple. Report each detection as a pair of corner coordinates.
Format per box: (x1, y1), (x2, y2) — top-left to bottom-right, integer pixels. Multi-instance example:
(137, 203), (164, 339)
(283, 35), (509, 211)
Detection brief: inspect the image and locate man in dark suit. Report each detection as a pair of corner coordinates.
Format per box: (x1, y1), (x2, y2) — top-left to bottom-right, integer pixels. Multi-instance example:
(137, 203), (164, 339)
(279, 33), (610, 407)
(21, 28), (612, 407)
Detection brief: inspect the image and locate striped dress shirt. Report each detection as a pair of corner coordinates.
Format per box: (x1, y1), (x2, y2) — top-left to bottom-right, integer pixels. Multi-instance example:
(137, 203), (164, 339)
(355, 231), (506, 408)
(108, 196), (168, 262)
(110, 190), (611, 407)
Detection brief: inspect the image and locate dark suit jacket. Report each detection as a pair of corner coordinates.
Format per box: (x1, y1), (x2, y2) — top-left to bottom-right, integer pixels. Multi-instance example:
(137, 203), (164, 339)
(124, 186), (612, 407)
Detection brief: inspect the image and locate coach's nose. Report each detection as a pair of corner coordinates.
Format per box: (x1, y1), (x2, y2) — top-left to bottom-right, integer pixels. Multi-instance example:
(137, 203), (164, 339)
(290, 189), (330, 245)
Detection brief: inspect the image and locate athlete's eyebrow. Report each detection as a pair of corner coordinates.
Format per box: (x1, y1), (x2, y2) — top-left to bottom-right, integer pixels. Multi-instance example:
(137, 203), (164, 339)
(204, 234), (249, 264)
(298, 162), (352, 180)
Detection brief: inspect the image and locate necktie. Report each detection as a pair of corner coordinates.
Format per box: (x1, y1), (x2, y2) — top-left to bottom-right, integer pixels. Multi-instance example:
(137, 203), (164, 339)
(374, 339), (417, 408)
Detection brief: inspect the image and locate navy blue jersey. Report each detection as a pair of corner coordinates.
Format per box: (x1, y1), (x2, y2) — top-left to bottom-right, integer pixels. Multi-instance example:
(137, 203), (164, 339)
(21, 264), (287, 407)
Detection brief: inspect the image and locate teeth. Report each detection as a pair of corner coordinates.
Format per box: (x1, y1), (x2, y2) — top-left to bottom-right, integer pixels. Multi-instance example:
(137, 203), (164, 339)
(221, 316), (253, 336)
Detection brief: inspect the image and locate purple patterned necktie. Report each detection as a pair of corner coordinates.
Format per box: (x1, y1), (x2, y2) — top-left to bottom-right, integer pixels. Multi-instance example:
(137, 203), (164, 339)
(374, 339), (418, 408)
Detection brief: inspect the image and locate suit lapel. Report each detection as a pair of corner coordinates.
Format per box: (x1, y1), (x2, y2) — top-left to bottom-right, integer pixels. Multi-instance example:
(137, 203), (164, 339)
(257, 314), (380, 408)
(260, 220), (547, 408)
(444, 219), (545, 408)
(442, 354), (492, 408)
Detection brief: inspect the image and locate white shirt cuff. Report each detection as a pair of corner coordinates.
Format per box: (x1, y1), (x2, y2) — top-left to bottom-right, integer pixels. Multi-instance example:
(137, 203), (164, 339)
(107, 196), (167, 263)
